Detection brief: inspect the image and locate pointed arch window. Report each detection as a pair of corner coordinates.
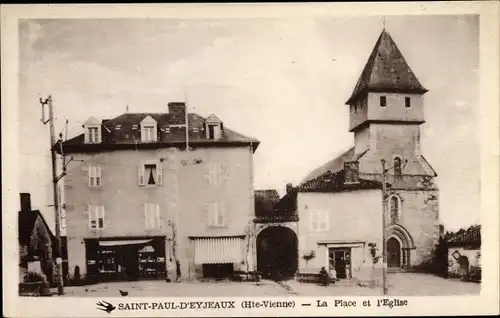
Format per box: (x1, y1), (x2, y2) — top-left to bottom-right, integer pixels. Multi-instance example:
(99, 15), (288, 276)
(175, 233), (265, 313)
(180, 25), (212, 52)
(389, 194), (401, 224)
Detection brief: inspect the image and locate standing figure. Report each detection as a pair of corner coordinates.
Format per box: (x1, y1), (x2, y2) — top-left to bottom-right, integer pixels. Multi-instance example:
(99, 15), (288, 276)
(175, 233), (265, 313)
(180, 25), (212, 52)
(319, 266), (329, 286)
(175, 260), (181, 281)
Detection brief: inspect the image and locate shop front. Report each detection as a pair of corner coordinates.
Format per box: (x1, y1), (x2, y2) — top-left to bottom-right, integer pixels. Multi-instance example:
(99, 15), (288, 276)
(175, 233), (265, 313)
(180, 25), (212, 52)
(85, 236), (167, 283)
(190, 235), (246, 279)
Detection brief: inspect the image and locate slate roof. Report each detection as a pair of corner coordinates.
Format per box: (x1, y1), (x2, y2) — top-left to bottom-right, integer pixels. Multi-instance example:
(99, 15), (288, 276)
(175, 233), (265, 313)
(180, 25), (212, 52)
(273, 190), (298, 217)
(19, 209), (55, 252)
(254, 189), (281, 218)
(301, 147), (369, 184)
(346, 29), (428, 105)
(59, 112), (260, 154)
(254, 188), (300, 223)
(299, 169), (381, 193)
(448, 225), (481, 248)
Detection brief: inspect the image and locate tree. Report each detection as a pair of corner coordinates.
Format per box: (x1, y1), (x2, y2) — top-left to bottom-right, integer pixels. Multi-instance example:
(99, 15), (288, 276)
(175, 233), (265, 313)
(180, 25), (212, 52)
(167, 220), (178, 261)
(244, 223), (255, 280)
(167, 220), (179, 279)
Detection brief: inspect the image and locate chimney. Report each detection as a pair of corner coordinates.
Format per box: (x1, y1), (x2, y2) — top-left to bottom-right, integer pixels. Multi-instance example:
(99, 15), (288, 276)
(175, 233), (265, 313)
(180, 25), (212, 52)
(168, 102), (186, 119)
(286, 183), (293, 194)
(344, 161), (360, 184)
(20, 193), (32, 212)
(439, 224), (445, 238)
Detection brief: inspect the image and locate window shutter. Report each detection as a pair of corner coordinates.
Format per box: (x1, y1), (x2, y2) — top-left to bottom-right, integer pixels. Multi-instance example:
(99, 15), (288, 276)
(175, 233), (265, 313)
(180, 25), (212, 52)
(100, 205), (105, 229)
(204, 164), (211, 185)
(221, 201), (229, 226)
(155, 204), (160, 228)
(138, 161), (145, 186)
(87, 166), (92, 187)
(95, 166), (102, 187)
(144, 203), (148, 229)
(321, 210), (329, 231)
(310, 211), (318, 231)
(221, 164), (229, 183)
(157, 160), (163, 185)
(207, 202), (215, 227)
(87, 205), (92, 229)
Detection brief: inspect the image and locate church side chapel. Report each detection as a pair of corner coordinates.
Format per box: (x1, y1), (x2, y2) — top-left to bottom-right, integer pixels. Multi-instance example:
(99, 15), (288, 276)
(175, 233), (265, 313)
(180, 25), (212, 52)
(296, 28), (440, 280)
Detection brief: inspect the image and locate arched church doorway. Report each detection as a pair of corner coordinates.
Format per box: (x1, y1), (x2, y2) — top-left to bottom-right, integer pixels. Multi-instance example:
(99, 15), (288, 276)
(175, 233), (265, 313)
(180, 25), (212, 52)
(257, 226), (298, 279)
(387, 237), (401, 268)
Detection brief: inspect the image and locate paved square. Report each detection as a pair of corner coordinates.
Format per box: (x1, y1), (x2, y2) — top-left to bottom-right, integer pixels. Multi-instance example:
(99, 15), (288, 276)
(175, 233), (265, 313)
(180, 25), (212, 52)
(56, 273), (480, 297)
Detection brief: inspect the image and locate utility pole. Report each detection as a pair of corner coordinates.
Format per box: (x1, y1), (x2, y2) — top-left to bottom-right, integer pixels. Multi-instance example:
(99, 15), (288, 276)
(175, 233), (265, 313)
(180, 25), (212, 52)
(184, 90), (189, 152)
(380, 158), (407, 295)
(40, 96), (64, 295)
(381, 159), (388, 295)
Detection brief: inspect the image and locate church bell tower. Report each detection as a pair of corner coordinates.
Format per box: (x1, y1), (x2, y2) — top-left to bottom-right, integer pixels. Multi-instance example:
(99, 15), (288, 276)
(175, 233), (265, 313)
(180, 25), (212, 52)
(345, 29), (435, 178)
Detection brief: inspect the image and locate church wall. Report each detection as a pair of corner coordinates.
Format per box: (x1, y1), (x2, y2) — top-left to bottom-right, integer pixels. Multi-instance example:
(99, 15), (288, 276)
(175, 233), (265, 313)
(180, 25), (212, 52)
(296, 189), (383, 276)
(354, 126), (370, 155)
(349, 98), (368, 131)
(367, 92), (424, 122)
(395, 190), (440, 265)
(357, 124), (434, 176)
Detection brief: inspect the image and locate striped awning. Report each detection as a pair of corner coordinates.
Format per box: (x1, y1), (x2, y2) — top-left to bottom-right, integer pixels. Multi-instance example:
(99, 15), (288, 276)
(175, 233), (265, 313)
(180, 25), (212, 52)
(99, 239), (152, 247)
(193, 236), (245, 265)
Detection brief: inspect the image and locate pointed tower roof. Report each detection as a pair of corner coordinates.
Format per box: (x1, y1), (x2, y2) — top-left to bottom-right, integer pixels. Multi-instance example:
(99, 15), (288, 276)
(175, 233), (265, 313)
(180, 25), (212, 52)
(346, 29), (428, 105)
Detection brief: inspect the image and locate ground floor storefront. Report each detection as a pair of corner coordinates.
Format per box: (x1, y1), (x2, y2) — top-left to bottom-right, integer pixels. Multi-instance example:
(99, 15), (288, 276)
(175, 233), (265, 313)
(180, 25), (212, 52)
(84, 236), (167, 283)
(67, 234), (255, 283)
(189, 235), (250, 280)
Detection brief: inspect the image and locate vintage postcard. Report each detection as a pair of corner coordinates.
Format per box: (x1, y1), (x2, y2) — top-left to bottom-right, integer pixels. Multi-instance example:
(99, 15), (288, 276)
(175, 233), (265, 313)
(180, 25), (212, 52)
(2, 2), (499, 317)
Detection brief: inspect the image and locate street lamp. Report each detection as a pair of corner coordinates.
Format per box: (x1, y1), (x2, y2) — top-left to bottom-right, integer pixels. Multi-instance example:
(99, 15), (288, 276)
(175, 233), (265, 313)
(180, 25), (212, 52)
(380, 158), (407, 296)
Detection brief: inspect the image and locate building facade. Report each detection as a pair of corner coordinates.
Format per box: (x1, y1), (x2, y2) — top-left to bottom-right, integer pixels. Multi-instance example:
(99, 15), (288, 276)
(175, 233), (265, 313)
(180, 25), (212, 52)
(447, 225), (481, 280)
(59, 102), (259, 282)
(254, 187), (299, 279)
(296, 29), (441, 280)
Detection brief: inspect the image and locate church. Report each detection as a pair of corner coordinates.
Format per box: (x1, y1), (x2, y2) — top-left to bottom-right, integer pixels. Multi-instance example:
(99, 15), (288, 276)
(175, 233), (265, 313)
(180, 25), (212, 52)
(295, 29), (441, 280)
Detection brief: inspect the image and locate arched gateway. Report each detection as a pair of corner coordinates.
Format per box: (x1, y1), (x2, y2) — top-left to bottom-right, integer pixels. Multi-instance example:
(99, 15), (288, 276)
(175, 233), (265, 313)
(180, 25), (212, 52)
(256, 226), (298, 279)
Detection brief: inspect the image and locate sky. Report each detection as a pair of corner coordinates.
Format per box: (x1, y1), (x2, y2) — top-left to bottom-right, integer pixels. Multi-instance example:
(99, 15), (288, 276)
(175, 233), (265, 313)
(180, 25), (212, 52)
(18, 15), (480, 232)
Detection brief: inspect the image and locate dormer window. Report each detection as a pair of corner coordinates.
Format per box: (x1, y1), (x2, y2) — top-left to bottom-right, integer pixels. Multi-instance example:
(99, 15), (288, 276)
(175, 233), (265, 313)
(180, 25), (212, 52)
(88, 127), (99, 143)
(83, 117), (102, 144)
(140, 115), (158, 142)
(204, 114), (223, 140)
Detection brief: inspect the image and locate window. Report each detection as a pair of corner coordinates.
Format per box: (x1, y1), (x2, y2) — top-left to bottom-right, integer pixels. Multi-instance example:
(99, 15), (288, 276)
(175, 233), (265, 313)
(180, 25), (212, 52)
(208, 125), (216, 139)
(88, 166), (102, 187)
(393, 157), (402, 176)
(144, 203), (160, 229)
(140, 115), (158, 142)
(310, 210), (329, 231)
(142, 125), (156, 142)
(207, 201), (227, 228)
(405, 97), (411, 108)
(138, 160), (163, 186)
(88, 127), (99, 143)
(88, 205), (105, 230)
(380, 96), (387, 107)
(389, 195), (401, 224)
(205, 163), (226, 186)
